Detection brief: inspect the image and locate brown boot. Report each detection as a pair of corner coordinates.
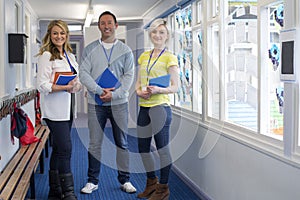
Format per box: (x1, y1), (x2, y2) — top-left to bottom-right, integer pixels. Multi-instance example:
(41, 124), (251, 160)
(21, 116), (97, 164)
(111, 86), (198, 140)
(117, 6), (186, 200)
(148, 183), (170, 200)
(137, 176), (158, 198)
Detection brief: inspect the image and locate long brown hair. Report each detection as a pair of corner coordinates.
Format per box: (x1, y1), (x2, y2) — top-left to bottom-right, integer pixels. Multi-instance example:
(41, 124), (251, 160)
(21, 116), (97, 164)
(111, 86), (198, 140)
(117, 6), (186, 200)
(37, 20), (72, 61)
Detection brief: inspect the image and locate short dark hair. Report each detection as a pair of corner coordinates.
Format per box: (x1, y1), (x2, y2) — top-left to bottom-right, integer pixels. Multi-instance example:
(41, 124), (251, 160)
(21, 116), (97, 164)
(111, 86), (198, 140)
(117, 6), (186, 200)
(98, 11), (117, 24)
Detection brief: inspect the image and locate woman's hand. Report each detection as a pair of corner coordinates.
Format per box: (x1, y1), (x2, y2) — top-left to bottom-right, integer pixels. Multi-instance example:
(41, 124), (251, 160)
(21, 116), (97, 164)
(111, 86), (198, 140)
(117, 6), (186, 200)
(136, 89), (151, 100)
(146, 85), (161, 95)
(66, 77), (78, 93)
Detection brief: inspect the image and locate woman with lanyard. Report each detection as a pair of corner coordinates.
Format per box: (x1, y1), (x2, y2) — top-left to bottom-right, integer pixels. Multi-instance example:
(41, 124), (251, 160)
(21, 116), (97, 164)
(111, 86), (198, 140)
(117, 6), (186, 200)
(136, 18), (179, 200)
(37, 20), (81, 200)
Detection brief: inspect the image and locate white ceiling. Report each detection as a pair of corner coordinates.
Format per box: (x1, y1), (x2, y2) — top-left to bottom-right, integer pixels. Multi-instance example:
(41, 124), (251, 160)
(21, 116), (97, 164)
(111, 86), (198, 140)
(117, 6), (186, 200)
(27, 0), (161, 24)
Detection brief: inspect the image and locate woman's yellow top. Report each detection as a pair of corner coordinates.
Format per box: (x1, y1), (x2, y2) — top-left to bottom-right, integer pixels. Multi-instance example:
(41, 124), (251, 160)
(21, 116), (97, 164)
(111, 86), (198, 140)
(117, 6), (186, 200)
(137, 50), (178, 107)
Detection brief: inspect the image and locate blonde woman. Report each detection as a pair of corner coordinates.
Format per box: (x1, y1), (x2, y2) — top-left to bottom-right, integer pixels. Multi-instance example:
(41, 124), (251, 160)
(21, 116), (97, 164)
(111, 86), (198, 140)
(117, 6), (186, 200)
(37, 19), (81, 200)
(136, 18), (179, 200)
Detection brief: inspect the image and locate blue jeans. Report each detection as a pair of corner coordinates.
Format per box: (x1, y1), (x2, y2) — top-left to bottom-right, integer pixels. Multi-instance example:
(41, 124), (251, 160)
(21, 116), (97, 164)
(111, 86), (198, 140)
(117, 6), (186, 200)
(87, 103), (130, 185)
(137, 105), (172, 184)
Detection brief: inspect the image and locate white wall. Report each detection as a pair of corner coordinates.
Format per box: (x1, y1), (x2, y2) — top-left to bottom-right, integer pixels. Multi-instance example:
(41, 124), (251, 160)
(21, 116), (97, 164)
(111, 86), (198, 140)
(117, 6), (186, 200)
(0, 0), (21, 172)
(0, 0), (38, 171)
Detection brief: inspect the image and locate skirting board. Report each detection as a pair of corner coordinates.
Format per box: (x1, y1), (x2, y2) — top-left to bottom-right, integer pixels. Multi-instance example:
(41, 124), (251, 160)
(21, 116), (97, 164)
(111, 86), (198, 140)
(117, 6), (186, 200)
(172, 165), (212, 200)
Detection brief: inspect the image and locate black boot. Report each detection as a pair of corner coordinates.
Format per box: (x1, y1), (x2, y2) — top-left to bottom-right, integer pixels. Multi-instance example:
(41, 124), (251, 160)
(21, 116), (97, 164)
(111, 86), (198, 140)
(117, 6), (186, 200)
(48, 170), (62, 200)
(59, 173), (77, 200)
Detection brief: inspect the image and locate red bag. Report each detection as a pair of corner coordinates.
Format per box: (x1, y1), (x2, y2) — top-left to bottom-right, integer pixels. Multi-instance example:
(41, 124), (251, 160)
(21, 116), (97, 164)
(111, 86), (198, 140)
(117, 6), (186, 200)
(20, 116), (40, 146)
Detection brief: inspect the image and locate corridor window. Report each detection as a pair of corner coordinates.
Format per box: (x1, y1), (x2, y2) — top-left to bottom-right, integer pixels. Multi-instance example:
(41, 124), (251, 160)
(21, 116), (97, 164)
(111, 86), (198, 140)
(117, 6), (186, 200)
(192, 29), (203, 114)
(224, 1), (258, 130)
(174, 6), (193, 110)
(207, 23), (220, 119)
(260, 2), (284, 140)
(212, 0), (219, 17)
(196, 0), (203, 24)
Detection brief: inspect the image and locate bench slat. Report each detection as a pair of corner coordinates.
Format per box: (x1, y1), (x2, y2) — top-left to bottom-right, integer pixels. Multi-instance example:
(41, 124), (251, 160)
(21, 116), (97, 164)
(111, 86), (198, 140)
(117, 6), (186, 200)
(0, 147), (28, 191)
(0, 125), (42, 191)
(12, 126), (50, 200)
(0, 125), (50, 200)
(0, 140), (40, 199)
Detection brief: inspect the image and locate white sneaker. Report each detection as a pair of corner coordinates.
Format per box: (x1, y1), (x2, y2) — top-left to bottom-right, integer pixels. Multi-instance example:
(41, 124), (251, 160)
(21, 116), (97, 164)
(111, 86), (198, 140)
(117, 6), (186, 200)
(121, 182), (137, 193)
(81, 182), (98, 194)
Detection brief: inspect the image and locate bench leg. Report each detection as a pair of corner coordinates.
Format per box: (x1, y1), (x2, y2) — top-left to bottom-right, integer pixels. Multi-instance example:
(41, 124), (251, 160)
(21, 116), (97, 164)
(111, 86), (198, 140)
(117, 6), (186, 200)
(30, 173), (36, 199)
(39, 150), (45, 174)
(49, 132), (53, 147)
(45, 138), (49, 158)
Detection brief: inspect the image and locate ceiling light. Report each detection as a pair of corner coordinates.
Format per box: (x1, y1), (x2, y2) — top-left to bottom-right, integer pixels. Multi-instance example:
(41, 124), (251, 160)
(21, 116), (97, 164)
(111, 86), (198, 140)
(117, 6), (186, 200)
(84, 9), (94, 27)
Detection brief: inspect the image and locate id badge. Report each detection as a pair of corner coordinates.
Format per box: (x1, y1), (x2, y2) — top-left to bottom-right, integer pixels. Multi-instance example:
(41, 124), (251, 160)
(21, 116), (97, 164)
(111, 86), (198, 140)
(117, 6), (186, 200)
(142, 86), (147, 91)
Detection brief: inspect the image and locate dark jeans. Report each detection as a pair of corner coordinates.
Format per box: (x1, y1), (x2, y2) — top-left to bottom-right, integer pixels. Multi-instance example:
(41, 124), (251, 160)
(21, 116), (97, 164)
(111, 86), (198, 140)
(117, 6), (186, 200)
(45, 118), (73, 174)
(87, 103), (130, 185)
(137, 105), (172, 184)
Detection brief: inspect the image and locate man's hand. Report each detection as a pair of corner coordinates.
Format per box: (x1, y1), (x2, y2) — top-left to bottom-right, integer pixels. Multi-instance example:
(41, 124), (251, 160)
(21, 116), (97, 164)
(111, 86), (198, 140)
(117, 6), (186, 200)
(100, 88), (115, 102)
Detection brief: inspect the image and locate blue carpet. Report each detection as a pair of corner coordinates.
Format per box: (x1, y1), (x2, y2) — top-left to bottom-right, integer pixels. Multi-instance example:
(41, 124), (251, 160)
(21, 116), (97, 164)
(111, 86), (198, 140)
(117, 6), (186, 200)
(33, 127), (201, 200)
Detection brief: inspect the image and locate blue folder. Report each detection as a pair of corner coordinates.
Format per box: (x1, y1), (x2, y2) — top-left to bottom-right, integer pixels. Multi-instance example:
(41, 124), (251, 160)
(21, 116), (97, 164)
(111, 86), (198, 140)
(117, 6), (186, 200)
(149, 74), (170, 88)
(55, 74), (77, 85)
(93, 68), (121, 105)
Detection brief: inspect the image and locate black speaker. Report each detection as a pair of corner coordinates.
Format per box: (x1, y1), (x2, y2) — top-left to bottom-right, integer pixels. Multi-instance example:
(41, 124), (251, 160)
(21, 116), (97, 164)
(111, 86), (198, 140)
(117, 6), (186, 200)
(8, 33), (28, 63)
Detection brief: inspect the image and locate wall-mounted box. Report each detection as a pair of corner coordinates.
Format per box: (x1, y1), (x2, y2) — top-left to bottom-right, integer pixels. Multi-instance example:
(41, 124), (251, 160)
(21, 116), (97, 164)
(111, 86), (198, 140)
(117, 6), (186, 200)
(8, 33), (28, 63)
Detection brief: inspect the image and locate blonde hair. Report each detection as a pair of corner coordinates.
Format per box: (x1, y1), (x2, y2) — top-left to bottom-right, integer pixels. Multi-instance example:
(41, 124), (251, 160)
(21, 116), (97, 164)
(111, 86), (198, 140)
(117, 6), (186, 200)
(37, 20), (72, 61)
(148, 18), (169, 38)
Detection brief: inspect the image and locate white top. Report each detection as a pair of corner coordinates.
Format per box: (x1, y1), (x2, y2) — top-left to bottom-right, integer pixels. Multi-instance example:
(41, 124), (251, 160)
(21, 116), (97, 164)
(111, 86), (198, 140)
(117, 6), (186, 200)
(37, 51), (80, 121)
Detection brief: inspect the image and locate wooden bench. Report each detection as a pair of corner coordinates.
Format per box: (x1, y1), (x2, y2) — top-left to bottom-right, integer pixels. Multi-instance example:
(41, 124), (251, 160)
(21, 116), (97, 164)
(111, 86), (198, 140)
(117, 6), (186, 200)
(0, 124), (50, 200)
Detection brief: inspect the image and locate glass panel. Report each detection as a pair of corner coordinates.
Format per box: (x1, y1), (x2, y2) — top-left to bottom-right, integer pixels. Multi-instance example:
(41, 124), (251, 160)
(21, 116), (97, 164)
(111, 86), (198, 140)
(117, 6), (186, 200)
(196, 0), (203, 24)
(263, 2), (284, 140)
(224, 1), (258, 130)
(207, 23), (220, 119)
(174, 6), (193, 110)
(193, 29), (203, 114)
(213, 0), (219, 17)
